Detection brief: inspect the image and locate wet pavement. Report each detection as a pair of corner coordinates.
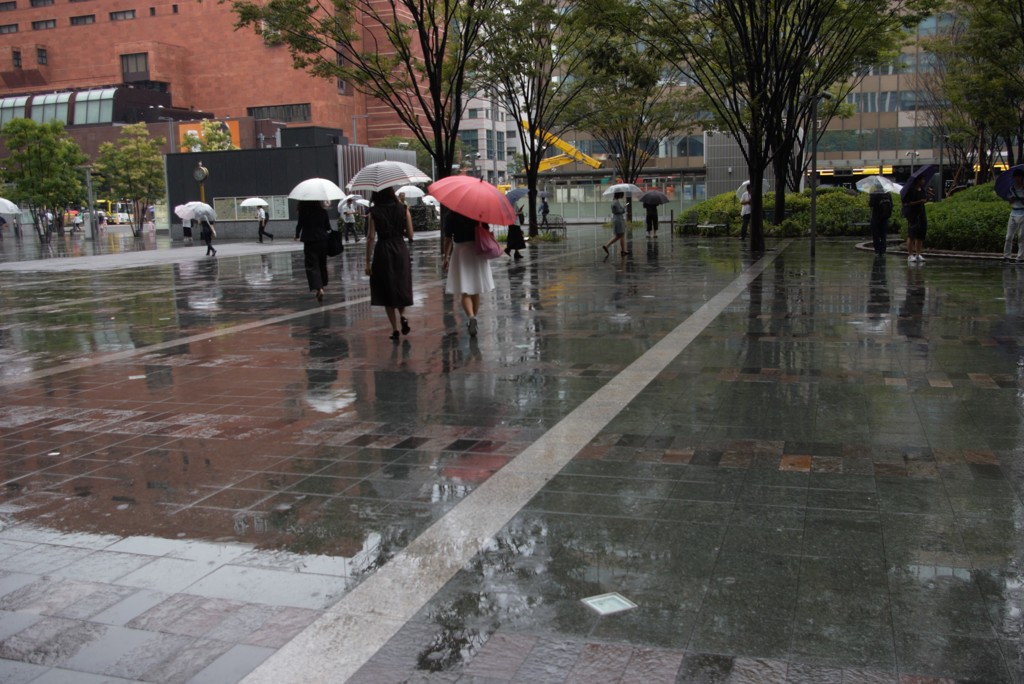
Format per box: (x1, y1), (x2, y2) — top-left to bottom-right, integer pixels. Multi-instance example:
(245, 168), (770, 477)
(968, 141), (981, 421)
(0, 227), (1022, 683)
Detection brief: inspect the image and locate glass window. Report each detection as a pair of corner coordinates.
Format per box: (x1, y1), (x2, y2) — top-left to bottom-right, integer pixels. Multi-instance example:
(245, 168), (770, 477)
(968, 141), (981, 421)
(0, 95), (28, 124)
(31, 18), (55, 29)
(0, 3), (16, 11)
(459, 129), (478, 153)
(109, 9), (134, 20)
(121, 52), (148, 78)
(29, 0), (52, 5)
(485, 129), (494, 160)
(11, 48), (19, 66)
(36, 47), (45, 65)
(70, 14), (94, 24)
(880, 91), (899, 112)
(496, 131), (505, 161)
(0, 23), (17, 33)
(73, 87), (115, 124)
(30, 91), (69, 124)
(467, 109), (478, 119)
(898, 91), (918, 111)
(246, 103), (311, 123)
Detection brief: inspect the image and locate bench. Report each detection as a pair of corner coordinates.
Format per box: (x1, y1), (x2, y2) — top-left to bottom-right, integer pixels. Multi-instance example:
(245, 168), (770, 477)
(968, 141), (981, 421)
(542, 214), (566, 236)
(678, 210), (699, 234)
(697, 210), (730, 237)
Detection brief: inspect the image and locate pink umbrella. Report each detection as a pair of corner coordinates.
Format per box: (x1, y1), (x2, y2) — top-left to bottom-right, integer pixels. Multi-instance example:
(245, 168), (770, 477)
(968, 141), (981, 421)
(427, 176), (518, 225)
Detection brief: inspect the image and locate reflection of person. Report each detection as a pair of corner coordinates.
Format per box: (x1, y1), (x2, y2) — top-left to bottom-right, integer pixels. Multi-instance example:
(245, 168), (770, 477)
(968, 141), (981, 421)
(739, 189), (751, 240)
(602, 191), (629, 257)
(257, 205), (274, 243)
(897, 265), (925, 339)
(1003, 168), (1024, 263)
(340, 198), (359, 242)
(505, 210), (526, 259)
(443, 210), (495, 337)
(199, 218), (216, 257)
(867, 254), (890, 317)
(365, 187), (414, 342)
(902, 176), (930, 263)
(644, 202), (659, 238)
(868, 184), (892, 255)
(294, 200), (331, 302)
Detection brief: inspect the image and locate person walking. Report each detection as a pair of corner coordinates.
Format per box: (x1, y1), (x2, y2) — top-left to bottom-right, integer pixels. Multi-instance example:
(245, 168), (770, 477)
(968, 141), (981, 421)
(505, 208), (526, 259)
(739, 188), (752, 240)
(199, 218), (217, 256)
(602, 191), (630, 257)
(644, 202), (659, 238)
(540, 197), (550, 229)
(340, 198), (359, 242)
(257, 205), (274, 243)
(365, 187), (414, 342)
(902, 176), (930, 263)
(442, 209), (495, 337)
(294, 200), (331, 302)
(868, 182), (893, 255)
(1003, 168), (1024, 262)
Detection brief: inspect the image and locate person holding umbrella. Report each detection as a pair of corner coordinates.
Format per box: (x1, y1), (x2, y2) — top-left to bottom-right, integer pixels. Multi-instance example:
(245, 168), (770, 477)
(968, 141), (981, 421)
(257, 205), (273, 243)
(199, 218), (216, 257)
(1002, 168), (1024, 263)
(602, 191), (629, 257)
(365, 187), (414, 341)
(442, 210), (495, 337)
(294, 200), (332, 302)
(901, 173), (932, 263)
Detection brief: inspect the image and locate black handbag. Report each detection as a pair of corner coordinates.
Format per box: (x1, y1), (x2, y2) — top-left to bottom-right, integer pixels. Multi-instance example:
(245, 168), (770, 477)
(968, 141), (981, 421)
(326, 229), (344, 257)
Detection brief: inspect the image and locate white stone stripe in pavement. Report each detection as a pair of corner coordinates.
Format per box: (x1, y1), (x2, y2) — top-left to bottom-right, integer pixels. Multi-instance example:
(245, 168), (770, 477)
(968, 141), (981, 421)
(241, 242), (792, 684)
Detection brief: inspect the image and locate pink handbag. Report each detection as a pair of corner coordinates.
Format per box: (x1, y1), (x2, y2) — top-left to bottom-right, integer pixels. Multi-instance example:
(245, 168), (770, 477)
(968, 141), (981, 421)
(475, 223), (504, 259)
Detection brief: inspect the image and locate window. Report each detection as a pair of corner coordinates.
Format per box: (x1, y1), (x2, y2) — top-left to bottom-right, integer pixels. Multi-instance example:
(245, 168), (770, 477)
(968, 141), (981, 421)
(36, 47), (46, 65)
(109, 9), (134, 20)
(676, 135), (704, 157)
(0, 23), (17, 33)
(172, 4), (177, 12)
(29, 0), (52, 6)
(121, 52), (148, 81)
(879, 91), (899, 112)
(30, 91), (70, 124)
(73, 87), (115, 124)
(467, 109), (479, 119)
(459, 129), (478, 153)
(11, 48), (19, 66)
(485, 129), (494, 160)
(246, 103), (311, 123)
(31, 18), (55, 29)
(496, 131), (505, 161)
(0, 3), (16, 11)
(0, 95), (28, 124)
(70, 14), (94, 24)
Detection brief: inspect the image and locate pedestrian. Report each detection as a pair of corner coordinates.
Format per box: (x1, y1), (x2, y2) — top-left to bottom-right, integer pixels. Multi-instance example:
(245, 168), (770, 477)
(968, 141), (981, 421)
(644, 201), (659, 238)
(901, 176), (930, 263)
(602, 191), (630, 257)
(199, 217), (217, 256)
(868, 182), (893, 255)
(1003, 168), (1024, 263)
(739, 188), (751, 240)
(442, 209), (495, 337)
(182, 217), (193, 241)
(365, 187), (414, 341)
(72, 213), (83, 233)
(257, 205), (274, 243)
(294, 200), (331, 302)
(505, 207), (526, 259)
(540, 197), (550, 228)
(340, 198), (359, 242)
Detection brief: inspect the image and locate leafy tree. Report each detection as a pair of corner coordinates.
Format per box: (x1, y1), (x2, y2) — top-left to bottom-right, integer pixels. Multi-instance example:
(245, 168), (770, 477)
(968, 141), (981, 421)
(638, 0), (936, 252)
(93, 123), (167, 237)
(474, 0), (595, 235)
(0, 118), (86, 243)
(232, 0), (495, 184)
(180, 119), (239, 152)
(375, 136), (445, 178)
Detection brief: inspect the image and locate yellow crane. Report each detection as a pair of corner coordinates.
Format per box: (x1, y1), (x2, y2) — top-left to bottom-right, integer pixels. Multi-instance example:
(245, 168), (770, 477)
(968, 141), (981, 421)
(521, 121), (603, 172)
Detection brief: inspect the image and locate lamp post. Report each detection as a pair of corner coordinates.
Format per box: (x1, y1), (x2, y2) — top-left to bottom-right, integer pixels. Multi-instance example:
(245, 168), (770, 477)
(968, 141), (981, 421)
(77, 164), (96, 240)
(906, 150), (919, 175)
(807, 92), (831, 259)
(155, 116), (176, 153)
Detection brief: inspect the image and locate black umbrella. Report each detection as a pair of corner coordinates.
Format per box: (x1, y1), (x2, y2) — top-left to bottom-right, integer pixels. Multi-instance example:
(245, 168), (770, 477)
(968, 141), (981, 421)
(505, 188), (528, 204)
(900, 164), (938, 200)
(639, 190), (670, 206)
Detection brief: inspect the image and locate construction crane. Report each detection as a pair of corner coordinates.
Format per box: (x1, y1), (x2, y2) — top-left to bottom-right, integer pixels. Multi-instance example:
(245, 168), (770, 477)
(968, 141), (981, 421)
(521, 121), (603, 172)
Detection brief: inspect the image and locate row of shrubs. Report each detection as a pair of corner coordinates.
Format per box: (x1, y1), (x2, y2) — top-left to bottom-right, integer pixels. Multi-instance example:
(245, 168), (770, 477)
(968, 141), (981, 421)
(678, 182), (1012, 252)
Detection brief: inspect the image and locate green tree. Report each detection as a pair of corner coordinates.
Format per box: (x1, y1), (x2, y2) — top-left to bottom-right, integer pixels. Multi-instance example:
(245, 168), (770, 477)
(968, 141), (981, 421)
(375, 136), (440, 178)
(93, 123), (167, 237)
(232, 0), (495, 184)
(180, 119), (238, 152)
(0, 118), (86, 243)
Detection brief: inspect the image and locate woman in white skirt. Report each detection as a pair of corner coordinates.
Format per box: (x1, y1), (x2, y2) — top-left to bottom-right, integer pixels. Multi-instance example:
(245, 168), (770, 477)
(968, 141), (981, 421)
(442, 210), (495, 337)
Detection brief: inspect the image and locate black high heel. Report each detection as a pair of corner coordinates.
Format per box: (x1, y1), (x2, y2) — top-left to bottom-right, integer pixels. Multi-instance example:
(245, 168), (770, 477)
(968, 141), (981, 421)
(401, 317), (411, 335)
(390, 330), (400, 342)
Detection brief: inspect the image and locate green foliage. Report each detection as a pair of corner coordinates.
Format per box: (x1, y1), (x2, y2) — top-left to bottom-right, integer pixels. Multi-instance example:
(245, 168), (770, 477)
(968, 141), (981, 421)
(924, 181), (1008, 252)
(375, 136), (434, 177)
(180, 120), (238, 152)
(93, 123), (167, 236)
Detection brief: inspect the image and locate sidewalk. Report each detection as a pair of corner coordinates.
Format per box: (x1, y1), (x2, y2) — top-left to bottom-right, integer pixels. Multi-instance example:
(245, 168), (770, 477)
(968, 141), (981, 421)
(0, 228), (1021, 683)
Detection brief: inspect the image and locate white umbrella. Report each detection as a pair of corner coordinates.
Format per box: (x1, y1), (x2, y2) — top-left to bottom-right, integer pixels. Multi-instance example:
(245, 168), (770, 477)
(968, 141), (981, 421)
(421, 195), (440, 207)
(0, 197), (19, 214)
(348, 161), (431, 192)
(174, 201), (216, 222)
(355, 198), (371, 208)
(396, 185), (426, 199)
(289, 178), (347, 201)
(240, 197), (268, 207)
(855, 176), (902, 194)
(602, 183), (643, 198)
(736, 179), (770, 199)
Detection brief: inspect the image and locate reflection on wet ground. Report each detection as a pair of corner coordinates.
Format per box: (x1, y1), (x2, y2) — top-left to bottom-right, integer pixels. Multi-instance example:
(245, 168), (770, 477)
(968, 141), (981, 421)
(0, 229), (1023, 683)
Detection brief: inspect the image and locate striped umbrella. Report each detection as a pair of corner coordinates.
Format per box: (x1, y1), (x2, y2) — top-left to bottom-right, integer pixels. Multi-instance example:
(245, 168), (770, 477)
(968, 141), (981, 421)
(348, 161), (431, 192)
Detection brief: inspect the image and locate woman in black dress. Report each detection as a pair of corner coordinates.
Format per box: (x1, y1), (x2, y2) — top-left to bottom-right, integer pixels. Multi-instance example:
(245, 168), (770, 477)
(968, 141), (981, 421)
(294, 200), (331, 302)
(365, 187), (414, 340)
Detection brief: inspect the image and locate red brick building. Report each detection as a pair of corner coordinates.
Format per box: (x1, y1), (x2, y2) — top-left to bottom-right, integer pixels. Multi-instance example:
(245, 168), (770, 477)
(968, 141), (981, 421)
(0, 0), (412, 149)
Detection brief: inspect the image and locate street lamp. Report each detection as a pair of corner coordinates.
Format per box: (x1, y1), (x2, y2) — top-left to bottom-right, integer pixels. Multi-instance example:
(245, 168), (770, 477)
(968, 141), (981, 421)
(906, 150), (919, 174)
(806, 92), (832, 259)
(77, 164), (97, 240)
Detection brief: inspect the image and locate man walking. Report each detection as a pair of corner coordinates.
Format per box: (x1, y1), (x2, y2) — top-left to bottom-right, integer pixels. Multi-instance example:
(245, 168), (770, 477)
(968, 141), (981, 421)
(1004, 169), (1024, 262)
(257, 205), (274, 243)
(341, 198), (359, 242)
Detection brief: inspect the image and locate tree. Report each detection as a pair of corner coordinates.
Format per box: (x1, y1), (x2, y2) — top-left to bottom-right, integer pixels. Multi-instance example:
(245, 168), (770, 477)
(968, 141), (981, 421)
(375, 135), (444, 177)
(93, 123), (167, 237)
(474, 0), (595, 235)
(0, 118), (86, 243)
(180, 119), (239, 152)
(232, 0), (495, 183)
(639, 0), (936, 252)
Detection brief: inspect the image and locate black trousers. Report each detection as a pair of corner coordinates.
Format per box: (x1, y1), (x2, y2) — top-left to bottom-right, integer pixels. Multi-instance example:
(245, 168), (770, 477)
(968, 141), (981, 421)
(303, 241), (329, 291)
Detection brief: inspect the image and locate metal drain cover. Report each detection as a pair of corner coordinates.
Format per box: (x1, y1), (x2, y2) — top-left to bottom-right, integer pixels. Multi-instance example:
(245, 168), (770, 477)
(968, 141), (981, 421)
(580, 592), (637, 616)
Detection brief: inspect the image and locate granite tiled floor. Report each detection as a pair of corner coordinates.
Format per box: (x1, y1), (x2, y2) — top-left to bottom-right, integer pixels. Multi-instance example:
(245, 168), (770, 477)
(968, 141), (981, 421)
(0, 228), (1022, 683)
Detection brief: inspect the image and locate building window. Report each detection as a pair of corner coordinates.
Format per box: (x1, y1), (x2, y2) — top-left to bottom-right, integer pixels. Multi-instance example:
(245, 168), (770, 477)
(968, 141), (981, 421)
(459, 129), (478, 153)
(247, 103), (311, 123)
(31, 18), (55, 29)
(73, 87), (115, 124)
(11, 48), (20, 66)
(485, 129), (494, 160)
(0, 95), (28, 124)
(70, 14), (94, 24)
(30, 91), (70, 124)
(120, 52), (149, 82)
(0, 3), (16, 11)
(467, 109), (479, 119)
(149, 7), (155, 15)
(36, 47), (46, 65)
(171, 4), (177, 12)
(109, 9), (134, 20)
(496, 131), (505, 161)
(29, 0), (52, 6)
(0, 23), (17, 33)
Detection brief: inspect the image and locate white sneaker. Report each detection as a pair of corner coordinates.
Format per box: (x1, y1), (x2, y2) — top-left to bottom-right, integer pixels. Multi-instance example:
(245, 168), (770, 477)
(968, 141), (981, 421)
(908, 255), (916, 264)
(917, 254), (925, 262)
